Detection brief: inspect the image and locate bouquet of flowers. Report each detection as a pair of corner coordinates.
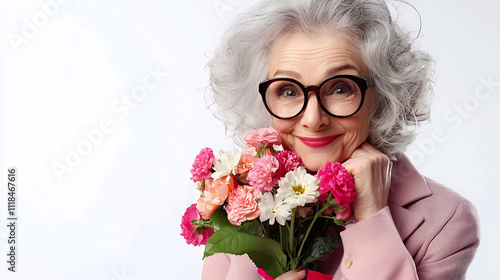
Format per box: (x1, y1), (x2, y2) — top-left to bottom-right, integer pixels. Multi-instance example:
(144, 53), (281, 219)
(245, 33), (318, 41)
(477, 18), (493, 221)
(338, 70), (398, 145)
(180, 128), (356, 279)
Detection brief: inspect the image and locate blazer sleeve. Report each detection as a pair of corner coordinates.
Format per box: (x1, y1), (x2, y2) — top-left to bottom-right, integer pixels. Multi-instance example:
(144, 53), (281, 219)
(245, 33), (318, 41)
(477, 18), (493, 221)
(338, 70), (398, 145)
(416, 199), (480, 280)
(339, 206), (419, 280)
(201, 200), (480, 280)
(338, 200), (479, 280)
(202, 253), (261, 280)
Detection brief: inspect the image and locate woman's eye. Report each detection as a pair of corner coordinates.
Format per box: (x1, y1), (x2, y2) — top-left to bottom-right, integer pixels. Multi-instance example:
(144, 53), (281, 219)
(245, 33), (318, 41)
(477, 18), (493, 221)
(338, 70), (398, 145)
(331, 83), (352, 95)
(279, 87), (300, 97)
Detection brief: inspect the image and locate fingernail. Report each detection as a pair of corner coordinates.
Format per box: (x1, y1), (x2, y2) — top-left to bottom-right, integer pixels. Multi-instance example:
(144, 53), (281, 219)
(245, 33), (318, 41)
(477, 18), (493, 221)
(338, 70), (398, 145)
(297, 268), (304, 272)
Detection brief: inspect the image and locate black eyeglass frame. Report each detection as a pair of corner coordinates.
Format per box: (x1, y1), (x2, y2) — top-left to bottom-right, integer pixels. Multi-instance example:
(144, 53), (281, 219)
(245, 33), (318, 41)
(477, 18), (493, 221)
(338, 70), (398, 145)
(259, 75), (372, 120)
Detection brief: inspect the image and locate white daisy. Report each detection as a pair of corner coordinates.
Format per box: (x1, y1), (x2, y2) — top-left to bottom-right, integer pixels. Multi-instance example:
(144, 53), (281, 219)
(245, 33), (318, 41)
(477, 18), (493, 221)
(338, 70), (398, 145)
(277, 167), (320, 208)
(259, 192), (292, 226)
(211, 148), (242, 179)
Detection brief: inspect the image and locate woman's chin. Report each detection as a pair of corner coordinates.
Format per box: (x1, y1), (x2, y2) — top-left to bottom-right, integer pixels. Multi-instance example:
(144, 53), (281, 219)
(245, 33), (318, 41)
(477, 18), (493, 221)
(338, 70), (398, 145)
(299, 149), (347, 173)
(302, 158), (330, 174)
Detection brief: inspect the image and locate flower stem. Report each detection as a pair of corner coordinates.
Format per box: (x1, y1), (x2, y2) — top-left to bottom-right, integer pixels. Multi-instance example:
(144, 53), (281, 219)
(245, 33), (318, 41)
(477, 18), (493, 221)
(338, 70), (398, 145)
(279, 223), (283, 245)
(296, 204), (330, 261)
(289, 210), (295, 258)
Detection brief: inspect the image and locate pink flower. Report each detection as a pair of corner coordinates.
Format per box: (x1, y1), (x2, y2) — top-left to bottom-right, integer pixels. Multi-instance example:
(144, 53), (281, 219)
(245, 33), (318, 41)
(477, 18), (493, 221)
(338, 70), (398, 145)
(276, 150), (303, 176)
(180, 203), (214, 246)
(322, 207), (335, 216)
(244, 127), (282, 148)
(336, 204), (353, 221)
(246, 156), (280, 193)
(190, 148), (214, 182)
(316, 162), (355, 208)
(236, 146), (257, 174)
(226, 185), (261, 226)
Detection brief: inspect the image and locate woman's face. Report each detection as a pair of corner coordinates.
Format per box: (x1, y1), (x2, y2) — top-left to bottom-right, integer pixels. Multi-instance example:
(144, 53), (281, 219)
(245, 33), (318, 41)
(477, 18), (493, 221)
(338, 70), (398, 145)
(267, 32), (373, 172)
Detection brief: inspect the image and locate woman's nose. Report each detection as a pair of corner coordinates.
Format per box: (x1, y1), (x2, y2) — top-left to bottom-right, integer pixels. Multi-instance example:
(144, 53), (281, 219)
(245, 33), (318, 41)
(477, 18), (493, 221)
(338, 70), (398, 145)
(300, 92), (329, 130)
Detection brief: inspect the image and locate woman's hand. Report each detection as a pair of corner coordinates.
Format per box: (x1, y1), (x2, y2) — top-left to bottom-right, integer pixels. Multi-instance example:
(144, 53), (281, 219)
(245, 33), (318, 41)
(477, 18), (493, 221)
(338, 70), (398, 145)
(275, 269), (307, 280)
(341, 142), (392, 221)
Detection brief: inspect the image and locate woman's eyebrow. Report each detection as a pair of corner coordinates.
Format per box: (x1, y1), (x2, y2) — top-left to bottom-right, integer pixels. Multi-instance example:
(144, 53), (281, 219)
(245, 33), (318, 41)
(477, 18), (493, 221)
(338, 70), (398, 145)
(272, 69), (301, 79)
(272, 64), (359, 80)
(325, 64), (358, 77)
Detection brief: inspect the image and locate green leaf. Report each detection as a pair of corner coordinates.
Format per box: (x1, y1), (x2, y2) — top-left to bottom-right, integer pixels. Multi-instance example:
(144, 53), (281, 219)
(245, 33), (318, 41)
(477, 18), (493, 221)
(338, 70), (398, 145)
(238, 220), (263, 237)
(209, 208), (263, 235)
(209, 207), (234, 230)
(248, 249), (286, 278)
(203, 227), (287, 278)
(257, 147), (265, 158)
(300, 233), (341, 267)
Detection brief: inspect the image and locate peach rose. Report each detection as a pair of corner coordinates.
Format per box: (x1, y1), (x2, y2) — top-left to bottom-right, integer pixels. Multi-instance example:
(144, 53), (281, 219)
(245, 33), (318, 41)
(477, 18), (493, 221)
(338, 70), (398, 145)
(236, 147), (257, 174)
(204, 176), (235, 205)
(262, 148), (274, 157)
(196, 196), (219, 219)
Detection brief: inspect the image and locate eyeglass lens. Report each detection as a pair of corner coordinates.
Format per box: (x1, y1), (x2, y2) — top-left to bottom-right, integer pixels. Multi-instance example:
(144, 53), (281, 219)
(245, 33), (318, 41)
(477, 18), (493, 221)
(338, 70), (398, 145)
(264, 77), (363, 118)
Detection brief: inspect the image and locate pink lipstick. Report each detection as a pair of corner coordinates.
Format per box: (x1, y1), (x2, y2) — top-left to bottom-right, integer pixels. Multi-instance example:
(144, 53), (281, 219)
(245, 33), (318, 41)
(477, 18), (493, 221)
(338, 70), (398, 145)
(298, 135), (338, 148)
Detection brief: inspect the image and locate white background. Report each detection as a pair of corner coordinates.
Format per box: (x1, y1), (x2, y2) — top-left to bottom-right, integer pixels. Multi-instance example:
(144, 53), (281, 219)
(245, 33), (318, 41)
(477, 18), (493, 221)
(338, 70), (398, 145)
(0, 0), (498, 279)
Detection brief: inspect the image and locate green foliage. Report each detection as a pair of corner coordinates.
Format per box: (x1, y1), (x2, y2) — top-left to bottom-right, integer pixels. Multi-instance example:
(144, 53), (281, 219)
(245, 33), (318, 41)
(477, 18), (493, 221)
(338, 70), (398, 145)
(202, 192), (344, 278)
(204, 223), (286, 278)
(300, 233), (341, 267)
(238, 220), (264, 237)
(209, 207), (234, 230)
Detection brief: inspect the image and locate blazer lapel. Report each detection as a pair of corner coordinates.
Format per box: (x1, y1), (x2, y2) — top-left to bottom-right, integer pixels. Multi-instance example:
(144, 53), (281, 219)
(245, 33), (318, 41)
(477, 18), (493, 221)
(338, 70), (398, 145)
(388, 155), (432, 241)
(389, 203), (424, 241)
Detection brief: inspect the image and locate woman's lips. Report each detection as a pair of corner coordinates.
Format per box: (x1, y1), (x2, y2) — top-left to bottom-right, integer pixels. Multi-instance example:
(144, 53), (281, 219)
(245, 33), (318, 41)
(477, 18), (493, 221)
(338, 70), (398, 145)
(297, 135), (338, 148)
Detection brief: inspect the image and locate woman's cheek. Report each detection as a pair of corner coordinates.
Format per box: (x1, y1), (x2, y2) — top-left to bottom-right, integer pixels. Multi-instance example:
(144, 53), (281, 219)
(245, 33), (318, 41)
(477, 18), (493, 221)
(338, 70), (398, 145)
(341, 132), (364, 160)
(340, 116), (371, 160)
(278, 132), (295, 153)
(273, 120), (295, 150)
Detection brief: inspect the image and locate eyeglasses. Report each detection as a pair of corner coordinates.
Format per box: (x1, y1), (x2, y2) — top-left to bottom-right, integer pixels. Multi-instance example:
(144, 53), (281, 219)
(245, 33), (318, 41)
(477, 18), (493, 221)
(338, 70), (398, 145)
(259, 75), (371, 119)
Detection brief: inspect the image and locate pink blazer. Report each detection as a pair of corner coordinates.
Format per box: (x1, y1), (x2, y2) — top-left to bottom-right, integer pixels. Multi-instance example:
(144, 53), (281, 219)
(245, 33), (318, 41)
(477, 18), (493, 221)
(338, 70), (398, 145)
(202, 155), (480, 280)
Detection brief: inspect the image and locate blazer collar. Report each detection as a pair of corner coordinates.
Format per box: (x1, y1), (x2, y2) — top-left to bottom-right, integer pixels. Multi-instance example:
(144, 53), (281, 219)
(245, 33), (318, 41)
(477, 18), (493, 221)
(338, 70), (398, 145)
(389, 154), (432, 207)
(388, 154), (432, 241)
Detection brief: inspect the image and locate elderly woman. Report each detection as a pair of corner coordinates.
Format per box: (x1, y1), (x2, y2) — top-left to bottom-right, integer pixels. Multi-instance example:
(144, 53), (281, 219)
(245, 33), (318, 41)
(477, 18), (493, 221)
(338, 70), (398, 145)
(202, 0), (479, 279)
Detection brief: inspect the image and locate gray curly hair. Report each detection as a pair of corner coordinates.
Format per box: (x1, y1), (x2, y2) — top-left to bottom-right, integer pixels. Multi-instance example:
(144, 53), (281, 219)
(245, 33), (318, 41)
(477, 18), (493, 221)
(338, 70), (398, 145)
(207, 0), (434, 159)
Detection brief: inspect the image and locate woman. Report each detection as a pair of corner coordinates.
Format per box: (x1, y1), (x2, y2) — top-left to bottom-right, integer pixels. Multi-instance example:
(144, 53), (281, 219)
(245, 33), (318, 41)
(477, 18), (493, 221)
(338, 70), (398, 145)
(202, 0), (479, 279)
